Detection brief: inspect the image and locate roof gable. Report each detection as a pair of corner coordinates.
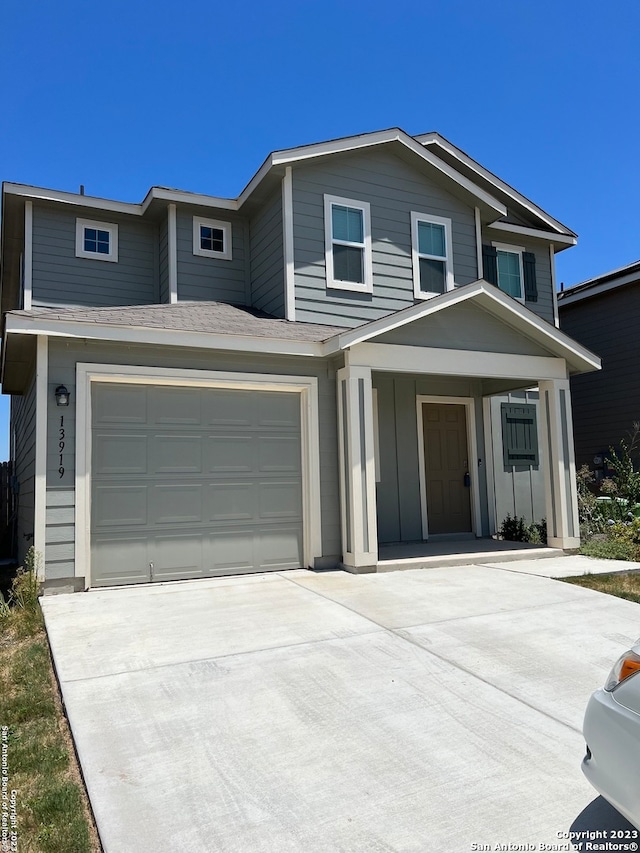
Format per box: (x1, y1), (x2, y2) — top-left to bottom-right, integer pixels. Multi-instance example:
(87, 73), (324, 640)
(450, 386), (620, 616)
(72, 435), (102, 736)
(328, 281), (600, 375)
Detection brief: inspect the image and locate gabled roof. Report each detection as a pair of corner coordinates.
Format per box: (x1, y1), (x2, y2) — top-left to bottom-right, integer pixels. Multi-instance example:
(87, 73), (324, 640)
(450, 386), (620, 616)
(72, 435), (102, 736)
(558, 259), (640, 307)
(416, 132), (576, 239)
(326, 281), (600, 374)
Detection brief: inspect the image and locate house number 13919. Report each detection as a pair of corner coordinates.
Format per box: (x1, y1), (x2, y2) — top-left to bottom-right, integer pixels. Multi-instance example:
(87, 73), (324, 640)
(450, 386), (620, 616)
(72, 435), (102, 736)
(58, 416), (65, 478)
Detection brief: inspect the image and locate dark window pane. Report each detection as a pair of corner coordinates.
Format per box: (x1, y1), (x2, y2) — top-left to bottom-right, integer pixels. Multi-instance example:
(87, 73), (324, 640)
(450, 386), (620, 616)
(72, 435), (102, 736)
(419, 258), (446, 293)
(332, 205), (363, 243)
(333, 245), (364, 283)
(85, 228), (97, 241)
(200, 225), (224, 253)
(97, 230), (110, 242)
(96, 239), (110, 254)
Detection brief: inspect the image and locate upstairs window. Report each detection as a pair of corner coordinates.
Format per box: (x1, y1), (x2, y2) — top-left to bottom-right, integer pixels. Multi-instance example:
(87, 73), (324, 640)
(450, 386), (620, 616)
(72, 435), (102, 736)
(75, 219), (118, 262)
(411, 212), (454, 298)
(324, 195), (372, 292)
(482, 243), (538, 302)
(193, 217), (232, 260)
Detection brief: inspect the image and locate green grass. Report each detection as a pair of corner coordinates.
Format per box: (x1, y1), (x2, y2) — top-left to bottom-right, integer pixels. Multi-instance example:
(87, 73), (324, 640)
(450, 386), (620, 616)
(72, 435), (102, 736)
(562, 571), (640, 604)
(0, 601), (101, 852)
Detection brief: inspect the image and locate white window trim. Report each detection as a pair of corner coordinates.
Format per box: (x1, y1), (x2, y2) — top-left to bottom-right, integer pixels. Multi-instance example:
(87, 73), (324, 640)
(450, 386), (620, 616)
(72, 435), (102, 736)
(74, 364), (321, 588)
(411, 211), (454, 299)
(324, 194), (372, 293)
(492, 242), (526, 303)
(193, 216), (232, 260)
(75, 218), (118, 262)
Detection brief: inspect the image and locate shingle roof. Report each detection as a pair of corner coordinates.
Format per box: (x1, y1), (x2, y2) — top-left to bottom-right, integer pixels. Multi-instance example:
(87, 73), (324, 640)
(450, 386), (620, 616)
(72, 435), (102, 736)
(11, 301), (346, 342)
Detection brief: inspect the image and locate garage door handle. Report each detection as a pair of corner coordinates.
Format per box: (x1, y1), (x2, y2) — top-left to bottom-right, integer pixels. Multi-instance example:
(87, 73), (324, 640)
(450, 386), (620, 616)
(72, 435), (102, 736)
(149, 562), (154, 581)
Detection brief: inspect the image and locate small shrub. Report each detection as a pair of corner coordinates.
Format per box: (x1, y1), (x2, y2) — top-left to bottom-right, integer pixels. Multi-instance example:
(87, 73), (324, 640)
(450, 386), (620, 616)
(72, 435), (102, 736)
(12, 547), (41, 612)
(500, 515), (547, 544)
(577, 465), (608, 537)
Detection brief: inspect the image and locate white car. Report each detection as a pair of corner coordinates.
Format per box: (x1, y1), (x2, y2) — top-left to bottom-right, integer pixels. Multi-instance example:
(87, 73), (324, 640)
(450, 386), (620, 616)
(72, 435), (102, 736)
(583, 642), (640, 829)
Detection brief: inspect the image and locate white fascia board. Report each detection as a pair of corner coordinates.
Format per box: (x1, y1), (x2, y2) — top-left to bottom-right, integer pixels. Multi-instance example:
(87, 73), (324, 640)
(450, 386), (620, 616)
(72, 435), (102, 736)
(415, 133), (576, 237)
(488, 220), (577, 247)
(4, 315), (326, 358)
(3, 183), (239, 219)
(558, 268), (640, 306)
(238, 129), (507, 217)
(326, 280), (601, 373)
(3, 183), (142, 216)
(141, 187), (238, 213)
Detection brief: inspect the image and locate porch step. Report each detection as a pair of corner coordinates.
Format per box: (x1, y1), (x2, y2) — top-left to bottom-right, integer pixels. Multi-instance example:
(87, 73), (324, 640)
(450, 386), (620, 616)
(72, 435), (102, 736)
(376, 545), (566, 572)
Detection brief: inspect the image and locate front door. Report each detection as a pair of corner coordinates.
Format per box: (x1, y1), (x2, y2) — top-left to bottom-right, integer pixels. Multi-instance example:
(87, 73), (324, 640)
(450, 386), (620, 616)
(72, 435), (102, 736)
(422, 402), (472, 535)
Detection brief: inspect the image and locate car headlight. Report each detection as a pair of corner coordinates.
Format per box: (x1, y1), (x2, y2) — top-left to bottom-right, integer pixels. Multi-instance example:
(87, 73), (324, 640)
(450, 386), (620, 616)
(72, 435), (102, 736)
(605, 649), (640, 691)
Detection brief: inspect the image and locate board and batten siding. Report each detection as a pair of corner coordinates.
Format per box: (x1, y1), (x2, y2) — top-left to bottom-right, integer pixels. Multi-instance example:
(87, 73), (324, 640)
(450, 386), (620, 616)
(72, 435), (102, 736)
(31, 205), (158, 308)
(43, 338), (341, 582)
(481, 227), (555, 325)
(11, 379), (37, 567)
(250, 189), (285, 317)
(292, 148), (478, 327)
(487, 390), (545, 530)
(176, 207), (248, 304)
(373, 373), (489, 543)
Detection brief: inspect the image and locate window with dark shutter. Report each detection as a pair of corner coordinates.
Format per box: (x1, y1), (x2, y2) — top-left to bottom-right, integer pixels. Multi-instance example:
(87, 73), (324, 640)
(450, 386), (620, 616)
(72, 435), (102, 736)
(501, 403), (539, 469)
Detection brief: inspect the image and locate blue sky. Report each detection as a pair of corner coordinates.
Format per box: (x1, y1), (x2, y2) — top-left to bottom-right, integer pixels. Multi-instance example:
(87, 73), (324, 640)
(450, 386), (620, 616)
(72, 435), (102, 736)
(1, 0), (639, 456)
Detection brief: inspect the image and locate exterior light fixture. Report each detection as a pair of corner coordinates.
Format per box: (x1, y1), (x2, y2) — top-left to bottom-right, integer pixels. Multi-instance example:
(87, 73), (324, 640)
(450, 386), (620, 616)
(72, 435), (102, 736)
(55, 385), (70, 407)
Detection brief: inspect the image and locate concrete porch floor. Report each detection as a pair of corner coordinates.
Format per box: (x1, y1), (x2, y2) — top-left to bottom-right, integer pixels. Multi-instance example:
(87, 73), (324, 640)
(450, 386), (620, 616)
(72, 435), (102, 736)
(376, 537), (565, 571)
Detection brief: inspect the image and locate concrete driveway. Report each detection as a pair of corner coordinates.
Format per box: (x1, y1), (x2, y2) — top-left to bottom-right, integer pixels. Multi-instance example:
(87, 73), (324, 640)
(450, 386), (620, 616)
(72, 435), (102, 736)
(42, 558), (640, 853)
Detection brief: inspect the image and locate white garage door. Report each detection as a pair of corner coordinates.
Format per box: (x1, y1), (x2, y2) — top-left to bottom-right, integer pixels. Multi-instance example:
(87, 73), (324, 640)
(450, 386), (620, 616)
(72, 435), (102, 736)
(90, 383), (304, 587)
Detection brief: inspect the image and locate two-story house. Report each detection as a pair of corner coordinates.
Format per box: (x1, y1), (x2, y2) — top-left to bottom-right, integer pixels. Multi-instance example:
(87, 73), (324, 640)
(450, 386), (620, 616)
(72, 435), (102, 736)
(0, 128), (600, 591)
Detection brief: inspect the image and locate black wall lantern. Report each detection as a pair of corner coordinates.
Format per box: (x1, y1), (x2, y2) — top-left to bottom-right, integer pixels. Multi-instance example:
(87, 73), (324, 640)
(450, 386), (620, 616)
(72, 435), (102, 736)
(55, 385), (70, 407)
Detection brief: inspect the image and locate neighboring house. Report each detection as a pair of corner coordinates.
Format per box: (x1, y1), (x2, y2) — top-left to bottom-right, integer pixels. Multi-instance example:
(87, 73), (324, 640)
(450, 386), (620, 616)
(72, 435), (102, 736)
(558, 259), (640, 474)
(0, 128), (600, 591)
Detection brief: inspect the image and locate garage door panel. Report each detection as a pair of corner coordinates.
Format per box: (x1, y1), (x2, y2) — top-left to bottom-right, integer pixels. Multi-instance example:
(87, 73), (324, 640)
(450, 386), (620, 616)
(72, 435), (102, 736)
(93, 485), (148, 527)
(209, 483), (255, 522)
(150, 484), (203, 525)
(91, 384), (304, 586)
(207, 530), (256, 573)
(258, 436), (301, 472)
(149, 387), (201, 425)
(207, 435), (255, 473)
(92, 536), (150, 586)
(93, 385), (148, 425)
(257, 527), (303, 569)
(150, 435), (203, 474)
(93, 434), (148, 475)
(150, 534), (203, 580)
(203, 389), (255, 427)
(258, 482), (303, 519)
(258, 392), (300, 427)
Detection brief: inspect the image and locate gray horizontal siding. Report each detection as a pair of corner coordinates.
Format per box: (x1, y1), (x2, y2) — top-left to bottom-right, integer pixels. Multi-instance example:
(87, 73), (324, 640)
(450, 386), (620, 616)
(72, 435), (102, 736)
(292, 149), (478, 327)
(560, 287), (638, 467)
(12, 376), (37, 566)
(31, 205), (158, 308)
(176, 207), (247, 304)
(45, 338), (341, 581)
(481, 228), (555, 324)
(250, 189), (285, 317)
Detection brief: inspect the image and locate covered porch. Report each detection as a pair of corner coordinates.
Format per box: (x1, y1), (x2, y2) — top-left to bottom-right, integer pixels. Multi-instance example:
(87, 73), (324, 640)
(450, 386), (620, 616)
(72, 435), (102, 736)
(330, 282), (601, 573)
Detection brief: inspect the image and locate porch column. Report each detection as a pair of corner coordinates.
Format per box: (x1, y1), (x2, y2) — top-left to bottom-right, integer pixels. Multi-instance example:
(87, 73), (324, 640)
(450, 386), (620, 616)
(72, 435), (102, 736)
(539, 378), (580, 549)
(336, 365), (378, 571)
